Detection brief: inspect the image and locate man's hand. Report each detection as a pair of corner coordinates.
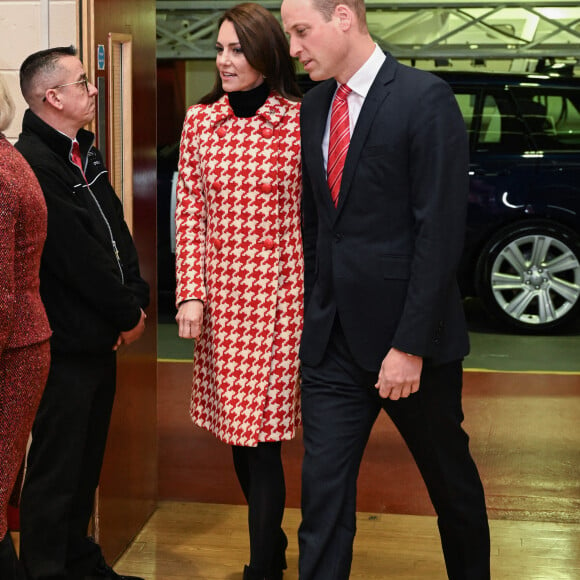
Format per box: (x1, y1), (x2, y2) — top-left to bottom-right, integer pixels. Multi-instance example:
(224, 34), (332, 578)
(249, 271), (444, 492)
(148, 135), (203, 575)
(114, 308), (147, 350)
(375, 347), (423, 400)
(176, 300), (203, 339)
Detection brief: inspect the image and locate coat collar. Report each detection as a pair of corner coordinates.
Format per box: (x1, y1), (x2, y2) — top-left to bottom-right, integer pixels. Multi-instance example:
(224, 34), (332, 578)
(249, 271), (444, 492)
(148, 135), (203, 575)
(302, 80), (337, 216)
(21, 109), (95, 159)
(301, 54), (399, 220)
(209, 91), (291, 128)
(335, 56), (397, 216)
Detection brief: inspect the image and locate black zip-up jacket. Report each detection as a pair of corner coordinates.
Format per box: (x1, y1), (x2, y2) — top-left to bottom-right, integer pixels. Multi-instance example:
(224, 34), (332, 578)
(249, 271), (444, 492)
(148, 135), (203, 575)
(16, 109), (149, 354)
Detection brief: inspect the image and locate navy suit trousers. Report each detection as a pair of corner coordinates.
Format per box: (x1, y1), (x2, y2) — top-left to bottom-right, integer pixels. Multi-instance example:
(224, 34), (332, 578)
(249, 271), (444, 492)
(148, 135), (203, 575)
(299, 319), (490, 580)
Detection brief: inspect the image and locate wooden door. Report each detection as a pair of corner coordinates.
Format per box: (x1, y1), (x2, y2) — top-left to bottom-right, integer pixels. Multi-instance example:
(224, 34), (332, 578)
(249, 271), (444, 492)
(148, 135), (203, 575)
(81, 0), (158, 562)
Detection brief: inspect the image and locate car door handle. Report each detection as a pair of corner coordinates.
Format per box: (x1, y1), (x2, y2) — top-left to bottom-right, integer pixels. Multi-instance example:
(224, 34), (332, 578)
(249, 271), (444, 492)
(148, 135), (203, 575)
(469, 167), (511, 177)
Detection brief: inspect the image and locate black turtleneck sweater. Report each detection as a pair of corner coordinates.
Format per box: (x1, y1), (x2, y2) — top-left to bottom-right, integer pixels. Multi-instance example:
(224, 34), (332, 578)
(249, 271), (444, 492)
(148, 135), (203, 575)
(228, 82), (269, 118)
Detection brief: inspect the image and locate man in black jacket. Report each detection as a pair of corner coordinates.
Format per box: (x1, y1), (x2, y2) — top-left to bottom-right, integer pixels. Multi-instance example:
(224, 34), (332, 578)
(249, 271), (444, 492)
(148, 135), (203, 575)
(15, 46), (148, 580)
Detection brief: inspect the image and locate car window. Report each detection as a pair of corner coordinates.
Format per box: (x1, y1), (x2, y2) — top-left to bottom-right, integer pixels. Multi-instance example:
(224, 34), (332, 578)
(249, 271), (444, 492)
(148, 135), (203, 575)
(454, 92), (476, 137)
(453, 87), (527, 152)
(479, 94), (503, 145)
(511, 88), (580, 150)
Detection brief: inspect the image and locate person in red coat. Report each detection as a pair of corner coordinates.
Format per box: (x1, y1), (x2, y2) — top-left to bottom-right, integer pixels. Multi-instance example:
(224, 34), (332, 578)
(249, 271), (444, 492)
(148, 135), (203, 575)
(0, 77), (51, 580)
(174, 4), (303, 579)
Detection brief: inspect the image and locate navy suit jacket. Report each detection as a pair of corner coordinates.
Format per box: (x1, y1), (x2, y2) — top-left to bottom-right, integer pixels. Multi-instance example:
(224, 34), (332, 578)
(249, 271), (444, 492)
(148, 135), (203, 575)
(299, 54), (470, 372)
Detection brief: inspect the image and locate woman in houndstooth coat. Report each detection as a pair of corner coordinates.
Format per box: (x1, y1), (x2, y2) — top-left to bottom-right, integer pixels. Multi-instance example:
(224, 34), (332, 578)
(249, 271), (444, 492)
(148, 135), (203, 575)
(174, 4), (303, 579)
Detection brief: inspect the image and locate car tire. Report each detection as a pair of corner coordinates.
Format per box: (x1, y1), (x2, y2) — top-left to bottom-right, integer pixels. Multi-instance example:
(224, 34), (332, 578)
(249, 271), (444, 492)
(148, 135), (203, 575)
(475, 220), (580, 333)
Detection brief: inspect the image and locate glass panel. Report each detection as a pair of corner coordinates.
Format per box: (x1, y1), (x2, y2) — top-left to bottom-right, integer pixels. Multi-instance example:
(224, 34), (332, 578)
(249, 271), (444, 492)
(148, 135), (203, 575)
(107, 33), (134, 231)
(512, 89), (580, 150)
(477, 91), (527, 152)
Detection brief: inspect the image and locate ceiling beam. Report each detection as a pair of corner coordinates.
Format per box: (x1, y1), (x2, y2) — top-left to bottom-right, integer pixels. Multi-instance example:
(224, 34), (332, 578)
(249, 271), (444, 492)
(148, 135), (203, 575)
(156, 1), (580, 63)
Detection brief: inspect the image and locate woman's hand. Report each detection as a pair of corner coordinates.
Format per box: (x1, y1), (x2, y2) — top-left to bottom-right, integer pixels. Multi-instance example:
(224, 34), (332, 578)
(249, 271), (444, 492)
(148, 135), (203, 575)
(176, 300), (204, 339)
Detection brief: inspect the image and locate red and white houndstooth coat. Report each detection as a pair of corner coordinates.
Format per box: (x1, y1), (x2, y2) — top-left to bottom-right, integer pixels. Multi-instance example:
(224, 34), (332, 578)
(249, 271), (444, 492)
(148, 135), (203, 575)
(175, 92), (304, 447)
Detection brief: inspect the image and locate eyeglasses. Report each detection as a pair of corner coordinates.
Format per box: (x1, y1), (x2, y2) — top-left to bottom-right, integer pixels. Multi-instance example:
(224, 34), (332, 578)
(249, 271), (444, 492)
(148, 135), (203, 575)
(43, 75), (90, 102)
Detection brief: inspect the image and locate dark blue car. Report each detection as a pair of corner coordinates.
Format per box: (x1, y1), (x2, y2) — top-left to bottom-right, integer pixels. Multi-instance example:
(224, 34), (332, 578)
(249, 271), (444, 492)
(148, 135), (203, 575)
(439, 71), (580, 332)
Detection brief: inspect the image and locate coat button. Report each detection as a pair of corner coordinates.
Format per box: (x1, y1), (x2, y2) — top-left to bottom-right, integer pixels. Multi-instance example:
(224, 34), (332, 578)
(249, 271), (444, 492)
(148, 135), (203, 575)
(217, 127), (227, 138)
(212, 238), (223, 250)
(264, 237), (275, 250)
(261, 127), (273, 138)
(260, 182), (272, 194)
(214, 181), (222, 192)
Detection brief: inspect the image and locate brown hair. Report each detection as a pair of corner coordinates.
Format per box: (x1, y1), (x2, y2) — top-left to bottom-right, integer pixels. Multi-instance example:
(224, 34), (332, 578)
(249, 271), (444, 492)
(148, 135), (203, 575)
(199, 3), (301, 104)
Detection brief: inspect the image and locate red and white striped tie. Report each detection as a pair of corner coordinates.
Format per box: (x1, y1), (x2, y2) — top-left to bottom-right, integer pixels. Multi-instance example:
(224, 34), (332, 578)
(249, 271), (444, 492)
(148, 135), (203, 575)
(327, 84), (351, 207)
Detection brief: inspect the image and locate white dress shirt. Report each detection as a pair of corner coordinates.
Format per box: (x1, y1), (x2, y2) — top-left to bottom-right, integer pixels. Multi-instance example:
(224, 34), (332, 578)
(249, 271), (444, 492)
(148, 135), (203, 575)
(322, 45), (386, 171)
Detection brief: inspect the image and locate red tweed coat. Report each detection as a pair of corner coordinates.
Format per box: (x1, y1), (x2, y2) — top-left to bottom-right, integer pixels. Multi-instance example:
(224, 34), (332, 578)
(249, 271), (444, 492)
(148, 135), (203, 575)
(0, 134), (51, 353)
(175, 92), (303, 446)
(0, 134), (51, 537)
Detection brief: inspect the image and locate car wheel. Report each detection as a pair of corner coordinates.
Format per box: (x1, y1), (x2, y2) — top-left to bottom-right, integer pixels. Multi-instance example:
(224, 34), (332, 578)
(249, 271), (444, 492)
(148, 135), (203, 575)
(475, 221), (580, 332)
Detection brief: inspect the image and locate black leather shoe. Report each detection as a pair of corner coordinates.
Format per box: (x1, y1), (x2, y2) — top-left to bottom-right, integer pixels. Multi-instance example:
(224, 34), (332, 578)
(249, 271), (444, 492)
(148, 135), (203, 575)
(267, 529), (288, 580)
(85, 556), (144, 580)
(243, 565), (268, 580)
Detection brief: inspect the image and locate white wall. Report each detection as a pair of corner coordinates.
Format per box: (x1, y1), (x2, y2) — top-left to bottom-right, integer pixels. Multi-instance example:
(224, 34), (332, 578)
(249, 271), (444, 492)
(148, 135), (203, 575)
(0, 0), (77, 141)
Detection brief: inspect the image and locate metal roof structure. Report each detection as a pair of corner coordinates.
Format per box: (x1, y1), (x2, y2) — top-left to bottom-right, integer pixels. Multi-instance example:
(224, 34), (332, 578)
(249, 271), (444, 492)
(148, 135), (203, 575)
(157, 1), (580, 68)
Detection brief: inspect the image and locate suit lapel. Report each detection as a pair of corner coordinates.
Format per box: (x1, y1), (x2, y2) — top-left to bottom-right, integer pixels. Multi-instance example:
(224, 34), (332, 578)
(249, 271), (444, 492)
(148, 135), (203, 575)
(303, 81), (336, 214)
(334, 58), (397, 219)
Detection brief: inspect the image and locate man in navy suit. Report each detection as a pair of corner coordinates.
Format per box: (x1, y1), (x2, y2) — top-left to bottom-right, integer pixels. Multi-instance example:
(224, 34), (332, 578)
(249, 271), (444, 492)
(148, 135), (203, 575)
(281, 1), (490, 578)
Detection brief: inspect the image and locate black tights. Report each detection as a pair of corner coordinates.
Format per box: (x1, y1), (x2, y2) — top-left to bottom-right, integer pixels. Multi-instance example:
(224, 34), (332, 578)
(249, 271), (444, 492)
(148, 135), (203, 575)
(232, 442), (286, 572)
